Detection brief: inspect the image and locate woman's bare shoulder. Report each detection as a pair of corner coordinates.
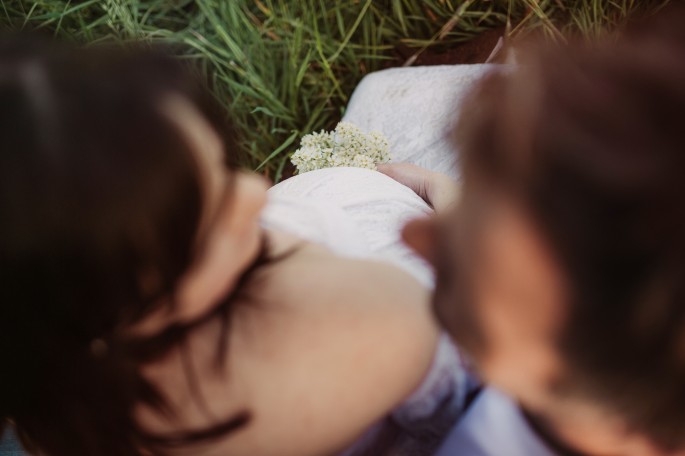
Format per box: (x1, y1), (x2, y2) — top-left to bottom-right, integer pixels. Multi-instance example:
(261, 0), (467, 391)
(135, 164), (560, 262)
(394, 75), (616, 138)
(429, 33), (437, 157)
(261, 230), (432, 320)
(248, 232), (441, 402)
(225, 239), (440, 455)
(141, 232), (441, 456)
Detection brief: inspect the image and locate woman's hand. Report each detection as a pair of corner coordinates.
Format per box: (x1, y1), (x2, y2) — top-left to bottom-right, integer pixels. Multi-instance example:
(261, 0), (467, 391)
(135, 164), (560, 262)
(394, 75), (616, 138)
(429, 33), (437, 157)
(377, 163), (459, 212)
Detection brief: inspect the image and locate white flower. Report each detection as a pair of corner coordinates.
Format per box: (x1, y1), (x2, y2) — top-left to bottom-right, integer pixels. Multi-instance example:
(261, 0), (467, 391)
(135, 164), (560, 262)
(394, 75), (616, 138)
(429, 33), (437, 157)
(351, 154), (375, 169)
(290, 122), (391, 174)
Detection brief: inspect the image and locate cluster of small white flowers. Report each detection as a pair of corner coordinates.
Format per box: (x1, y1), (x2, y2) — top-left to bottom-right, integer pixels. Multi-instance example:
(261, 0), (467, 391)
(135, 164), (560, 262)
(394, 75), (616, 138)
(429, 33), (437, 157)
(291, 122), (390, 174)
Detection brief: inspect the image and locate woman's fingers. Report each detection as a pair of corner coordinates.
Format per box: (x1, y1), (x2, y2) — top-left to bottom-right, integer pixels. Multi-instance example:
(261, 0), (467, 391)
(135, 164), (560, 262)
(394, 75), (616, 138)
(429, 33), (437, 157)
(377, 163), (460, 212)
(377, 163), (432, 202)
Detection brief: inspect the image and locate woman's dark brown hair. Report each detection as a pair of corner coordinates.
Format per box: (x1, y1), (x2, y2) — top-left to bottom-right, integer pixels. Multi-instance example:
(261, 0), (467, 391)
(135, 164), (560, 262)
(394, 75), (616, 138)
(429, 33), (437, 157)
(0, 36), (257, 455)
(454, 7), (685, 451)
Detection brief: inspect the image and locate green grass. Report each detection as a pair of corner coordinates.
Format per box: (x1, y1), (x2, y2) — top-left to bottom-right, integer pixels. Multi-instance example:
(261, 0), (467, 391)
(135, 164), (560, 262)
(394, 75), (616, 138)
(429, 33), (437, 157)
(0, 0), (672, 180)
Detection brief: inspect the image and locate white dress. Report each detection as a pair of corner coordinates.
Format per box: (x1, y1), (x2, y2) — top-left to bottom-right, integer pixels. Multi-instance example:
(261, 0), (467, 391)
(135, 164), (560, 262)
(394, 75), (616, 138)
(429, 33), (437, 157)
(261, 65), (494, 455)
(265, 64), (499, 282)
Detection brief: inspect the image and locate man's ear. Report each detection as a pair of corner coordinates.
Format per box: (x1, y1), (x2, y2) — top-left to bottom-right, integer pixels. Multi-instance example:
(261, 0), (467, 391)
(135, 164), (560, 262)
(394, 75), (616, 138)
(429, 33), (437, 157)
(402, 216), (439, 265)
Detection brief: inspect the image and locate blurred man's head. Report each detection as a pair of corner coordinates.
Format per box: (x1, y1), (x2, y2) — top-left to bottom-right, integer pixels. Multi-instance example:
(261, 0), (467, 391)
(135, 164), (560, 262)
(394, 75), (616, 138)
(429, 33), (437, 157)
(408, 10), (685, 456)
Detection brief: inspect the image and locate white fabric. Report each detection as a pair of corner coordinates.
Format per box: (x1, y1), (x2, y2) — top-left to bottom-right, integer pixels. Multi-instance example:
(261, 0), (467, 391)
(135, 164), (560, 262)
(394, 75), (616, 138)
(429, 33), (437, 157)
(343, 64), (499, 179)
(260, 192), (369, 259)
(266, 64), (501, 285)
(267, 167), (434, 287)
(435, 388), (555, 456)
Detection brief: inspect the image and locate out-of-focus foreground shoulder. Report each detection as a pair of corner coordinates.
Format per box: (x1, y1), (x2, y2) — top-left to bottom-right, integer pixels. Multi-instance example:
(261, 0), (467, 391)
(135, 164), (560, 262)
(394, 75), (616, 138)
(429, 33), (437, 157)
(226, 248), (440, 456)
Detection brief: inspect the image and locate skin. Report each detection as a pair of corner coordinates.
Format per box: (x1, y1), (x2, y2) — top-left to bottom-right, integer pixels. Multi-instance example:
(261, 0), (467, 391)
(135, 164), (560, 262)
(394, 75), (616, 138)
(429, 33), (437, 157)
(133, 96), (440, 456)
(379, 163), (685, 456)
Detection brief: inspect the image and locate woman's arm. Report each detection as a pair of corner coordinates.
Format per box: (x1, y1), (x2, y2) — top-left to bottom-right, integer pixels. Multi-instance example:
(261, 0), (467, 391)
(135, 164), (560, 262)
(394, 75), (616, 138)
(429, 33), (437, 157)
(377, 163), (460, 213)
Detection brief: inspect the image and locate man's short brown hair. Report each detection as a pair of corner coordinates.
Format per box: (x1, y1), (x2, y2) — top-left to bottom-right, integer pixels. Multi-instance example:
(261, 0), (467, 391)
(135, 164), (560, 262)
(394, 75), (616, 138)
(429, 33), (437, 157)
(453, 8), (685, 451)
